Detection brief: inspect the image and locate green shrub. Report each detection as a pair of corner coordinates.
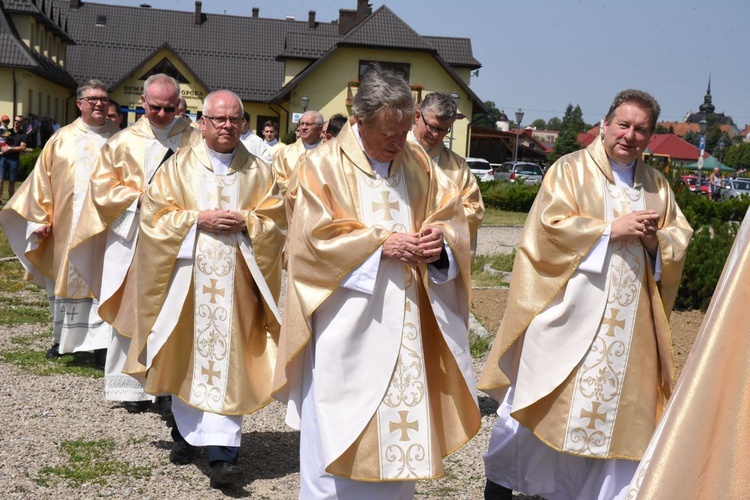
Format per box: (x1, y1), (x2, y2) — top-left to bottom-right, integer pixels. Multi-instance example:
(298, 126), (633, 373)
(19, 149), (42, 181)
(674, 192), (748, 311)
(479, 180), (540, 212)
(675, 221), (737, 311)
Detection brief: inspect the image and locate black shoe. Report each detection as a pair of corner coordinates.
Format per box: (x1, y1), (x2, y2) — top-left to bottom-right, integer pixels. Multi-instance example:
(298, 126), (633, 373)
(169, 440), (195, 465)
(158, 396), (173, 423)
(93, 348), (106, 370)
(45, 343), (61, 359)
(210, 461), (242, 489)
(122, 401), (150, 413)
(484, 479), (514, 500)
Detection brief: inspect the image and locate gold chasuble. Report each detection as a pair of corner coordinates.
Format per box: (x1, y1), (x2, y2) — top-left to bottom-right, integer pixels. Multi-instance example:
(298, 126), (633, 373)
(271, 138), (306, 195)
(121, 140), (285, 415)
(0, 118), (118, 292)
(626, 210), (750, 499)
(274, 122), (480, 481)
(0, 118), (119, 353)
(407, 130), (484, 244)
(478, 137), (692, 460)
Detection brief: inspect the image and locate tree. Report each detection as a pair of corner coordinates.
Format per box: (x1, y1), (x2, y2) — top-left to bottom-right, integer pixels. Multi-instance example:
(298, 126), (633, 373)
(530, 118), (547, 130)
(547, 129), (582, 164)
(561, 104), (588, 133)
(723, 143), (750, 170)
(472, 100), (505, 129)
(546, 116), (562, 131)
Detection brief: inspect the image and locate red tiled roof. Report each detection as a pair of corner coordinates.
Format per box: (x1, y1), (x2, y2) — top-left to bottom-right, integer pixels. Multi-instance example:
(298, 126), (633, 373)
(577, 132), (597, 147)
(646, 134), (704, 162)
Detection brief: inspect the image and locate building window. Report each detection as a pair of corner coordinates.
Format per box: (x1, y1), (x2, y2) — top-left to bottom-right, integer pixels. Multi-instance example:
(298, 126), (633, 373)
(139, 58), (190, 83)
(96, 15), (107, 27)
(358, 61), (410, 82)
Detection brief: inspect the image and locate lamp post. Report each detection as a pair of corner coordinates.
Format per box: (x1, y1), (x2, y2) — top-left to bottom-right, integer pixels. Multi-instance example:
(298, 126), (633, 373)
(301, 95), (309, 112)
(697, 119), (707, 194)
(449, 92), (459, 151)
(514, 108), (525, 163)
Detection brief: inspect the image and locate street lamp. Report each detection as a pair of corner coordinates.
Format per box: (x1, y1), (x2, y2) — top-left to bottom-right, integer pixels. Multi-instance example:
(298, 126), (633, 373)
(449, 92), (460, 151)
(301, 95), (309, 112)
(697, 119), (707, 193)
(514, 108), (525, 163)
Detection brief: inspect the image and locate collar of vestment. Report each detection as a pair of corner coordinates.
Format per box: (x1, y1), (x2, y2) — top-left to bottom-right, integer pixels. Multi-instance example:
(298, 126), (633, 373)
(193, 138), (250, 175)
(303, 139), (321, 150)
(133, 115), (193, 140)
(265, 138), (278, 146)
(337, 120), (421, 179)
(407, 128), (444, 162)
(586, 136), (645, 188)
(73, 117), (118, 136)
(203, 139), (236, 175)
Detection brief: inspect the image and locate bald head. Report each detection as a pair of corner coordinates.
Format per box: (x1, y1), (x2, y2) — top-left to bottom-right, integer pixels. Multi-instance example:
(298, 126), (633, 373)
(200, 90), (244, 153)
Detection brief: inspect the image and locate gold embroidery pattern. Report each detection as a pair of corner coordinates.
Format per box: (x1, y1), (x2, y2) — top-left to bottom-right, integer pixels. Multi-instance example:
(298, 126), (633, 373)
(563, 177), (645, 457)
(191, 171), (238, 412)
(357, 168), (434, 479)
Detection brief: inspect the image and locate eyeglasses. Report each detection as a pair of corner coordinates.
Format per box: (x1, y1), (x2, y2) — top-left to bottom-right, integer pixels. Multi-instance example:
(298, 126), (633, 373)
(298, 121), (322, 128)
(203, 115), (243, 127)
(79, 96), (110, 105)
(421, 115), (450, 135)
(145, 101), (176, 113)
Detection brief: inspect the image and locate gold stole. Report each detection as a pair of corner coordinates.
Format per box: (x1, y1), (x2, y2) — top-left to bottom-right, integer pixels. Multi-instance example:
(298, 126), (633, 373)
(358, 169), (436, 480)
(66, 128), (110, 296)
(189, 168), (239, 412)
(563, 177), (646, 456)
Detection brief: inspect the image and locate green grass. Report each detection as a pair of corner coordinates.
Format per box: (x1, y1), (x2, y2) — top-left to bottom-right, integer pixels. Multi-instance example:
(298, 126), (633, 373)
(0, 327), (103, 378)
(469, 329), (493, 358)
(471, 251), (516, 287)
(482, 207), (528, 226)
(36, 438), (152, 487)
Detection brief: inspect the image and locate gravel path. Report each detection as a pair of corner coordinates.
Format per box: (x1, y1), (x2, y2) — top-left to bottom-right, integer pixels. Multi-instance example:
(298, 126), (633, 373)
(0, 226), (527, 499)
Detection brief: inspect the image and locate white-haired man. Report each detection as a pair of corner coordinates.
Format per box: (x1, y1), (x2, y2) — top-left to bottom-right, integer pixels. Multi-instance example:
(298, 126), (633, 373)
(272, 109), (323, 195)
(119, 89), (285, 488)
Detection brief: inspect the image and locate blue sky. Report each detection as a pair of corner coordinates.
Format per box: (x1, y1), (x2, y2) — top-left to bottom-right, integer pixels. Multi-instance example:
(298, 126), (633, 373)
(91, 0), (750, 128)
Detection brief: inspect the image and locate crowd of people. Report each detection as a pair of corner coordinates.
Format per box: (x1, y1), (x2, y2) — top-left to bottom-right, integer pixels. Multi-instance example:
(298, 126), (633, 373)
(0, 67), (707, 499)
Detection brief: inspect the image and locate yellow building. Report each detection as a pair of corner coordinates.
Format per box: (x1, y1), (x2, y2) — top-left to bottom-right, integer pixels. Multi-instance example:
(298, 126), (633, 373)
(1, 0), (485, 155)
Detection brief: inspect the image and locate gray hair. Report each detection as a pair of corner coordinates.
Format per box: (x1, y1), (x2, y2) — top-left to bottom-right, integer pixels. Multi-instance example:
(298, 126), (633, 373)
(420, 92), (457, 122)
(77, 79), (107, 99)
(352, 65), (414, 125)
(604, 89), (661, 133)
(203, 90), (244, 116)
(143, 74), (180, 101)
(301, 110), (324, 125)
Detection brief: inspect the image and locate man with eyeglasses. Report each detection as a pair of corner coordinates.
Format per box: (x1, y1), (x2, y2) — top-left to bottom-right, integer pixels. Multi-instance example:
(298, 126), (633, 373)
(274, 67), (479, 498)
(0, 79), (119, 367)
(272, 109), (324, 195)
(111, 89), (284, 488)
(69, 73), (197, 414)
(409, 92), (484, 259)
(0, 115), (28, 203)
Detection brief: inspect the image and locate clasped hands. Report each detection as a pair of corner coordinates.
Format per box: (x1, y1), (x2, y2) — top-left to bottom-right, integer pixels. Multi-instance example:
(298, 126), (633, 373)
(382, 226), (444, 265)
(197, 208), (245, 234)
(611, 209), (659, 255)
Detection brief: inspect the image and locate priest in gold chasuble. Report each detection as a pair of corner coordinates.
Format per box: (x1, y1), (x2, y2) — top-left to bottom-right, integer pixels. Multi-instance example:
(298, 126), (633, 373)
(0, 80), (118, 360)
(120, 90), (285, 489)
(273, 68), (480, 499)
(478, 90), (693, 500)
(68, 74), (198, 411)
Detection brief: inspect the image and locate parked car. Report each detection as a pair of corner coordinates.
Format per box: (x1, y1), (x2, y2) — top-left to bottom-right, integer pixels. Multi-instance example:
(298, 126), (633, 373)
(465, 157), (494, 181)
(680, 175), (709, 196)
(719, 177), (750, 200)
(494, 161), (545, 184)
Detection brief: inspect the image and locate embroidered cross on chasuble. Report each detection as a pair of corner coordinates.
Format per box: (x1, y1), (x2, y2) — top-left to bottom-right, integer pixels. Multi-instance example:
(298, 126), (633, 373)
(189, 169), (240, 412)
(563, 180), (646, 457)
(330, 168), (442, 480)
